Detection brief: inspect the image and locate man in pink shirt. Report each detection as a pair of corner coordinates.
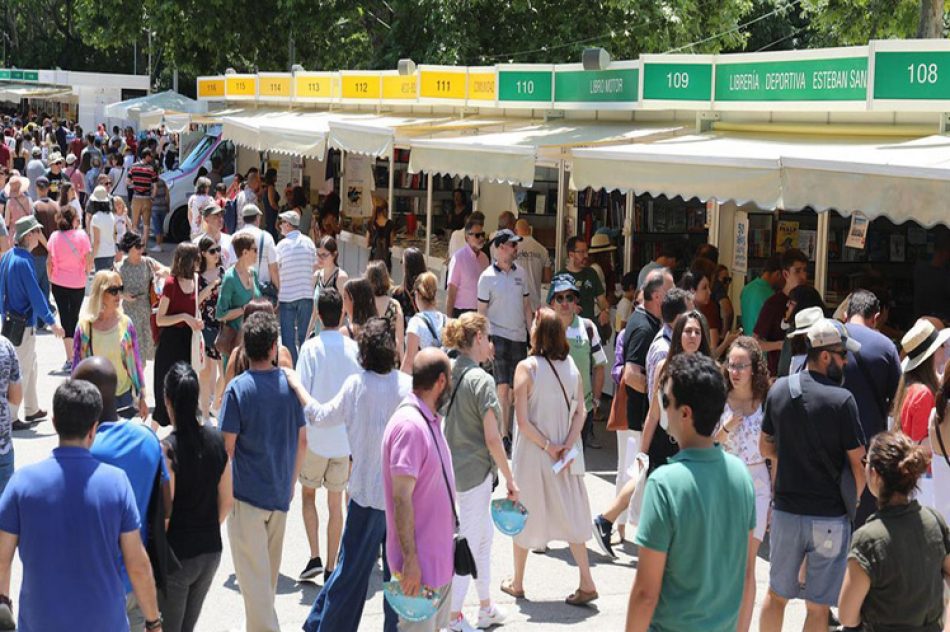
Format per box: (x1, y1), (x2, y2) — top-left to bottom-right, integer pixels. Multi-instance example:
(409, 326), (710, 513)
(445, 216), (488, 317)
(382, 348), (455, 631)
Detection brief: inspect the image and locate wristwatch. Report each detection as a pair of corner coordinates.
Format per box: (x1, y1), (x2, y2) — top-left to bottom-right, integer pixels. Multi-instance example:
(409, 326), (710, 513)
(145, 615), (163, 630)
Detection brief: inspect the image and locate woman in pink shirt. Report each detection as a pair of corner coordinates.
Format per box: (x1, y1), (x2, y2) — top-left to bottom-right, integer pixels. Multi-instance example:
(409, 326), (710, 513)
(48, 204), (92, 372)
(895, 319), (950, 442)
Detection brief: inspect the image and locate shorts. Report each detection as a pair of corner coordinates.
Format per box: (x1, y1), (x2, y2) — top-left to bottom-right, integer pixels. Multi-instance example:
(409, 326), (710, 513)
(151, 207), (167, 237)
(768, 509), (850, 606)
(299, 451), (349, 492)
(749, 462), (772, 541)
(490, 335), (527, 387)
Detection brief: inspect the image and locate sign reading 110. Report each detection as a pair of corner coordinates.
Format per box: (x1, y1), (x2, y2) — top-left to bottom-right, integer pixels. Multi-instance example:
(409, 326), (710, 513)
(515, 80), (536, 95)
(908, 63), (938, 85)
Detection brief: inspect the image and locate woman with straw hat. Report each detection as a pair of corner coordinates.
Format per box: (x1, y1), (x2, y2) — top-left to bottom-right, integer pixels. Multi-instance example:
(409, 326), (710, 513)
(894, 318), (950, 442)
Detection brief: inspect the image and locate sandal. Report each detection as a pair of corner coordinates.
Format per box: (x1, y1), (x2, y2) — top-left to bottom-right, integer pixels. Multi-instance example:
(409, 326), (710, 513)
(565, 589), (598, 606)
(500, 578), (525, 599)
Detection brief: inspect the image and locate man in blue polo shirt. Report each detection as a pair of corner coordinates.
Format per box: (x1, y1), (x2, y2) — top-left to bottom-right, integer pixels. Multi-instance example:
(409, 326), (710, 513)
(79, 356), (168, 632)
(0, 379), (163, 631)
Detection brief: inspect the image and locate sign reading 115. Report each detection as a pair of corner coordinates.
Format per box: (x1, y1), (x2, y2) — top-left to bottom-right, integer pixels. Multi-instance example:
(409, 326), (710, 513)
(908, 63), (938, 85)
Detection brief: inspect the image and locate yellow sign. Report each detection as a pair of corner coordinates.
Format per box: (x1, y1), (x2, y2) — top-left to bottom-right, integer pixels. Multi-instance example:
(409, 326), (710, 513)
(382, 74), (418, 100)
(420, 70), (466, 100)
(467, 72), (497, 101)
(225, 75), (257, 97)
(258, 75), (290, 98)
(342, 74), (381, 100)
(295, 74), (337, 99)
(197, 77), (225, 99)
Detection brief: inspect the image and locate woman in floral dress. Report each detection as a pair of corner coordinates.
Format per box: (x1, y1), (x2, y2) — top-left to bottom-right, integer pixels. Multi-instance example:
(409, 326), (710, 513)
(117, 231), (168, 362)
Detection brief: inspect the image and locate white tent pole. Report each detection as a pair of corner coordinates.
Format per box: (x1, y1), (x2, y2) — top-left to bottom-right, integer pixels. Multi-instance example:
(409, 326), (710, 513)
(425, 172), (434, 259)
(555, 159), (566, 271)
(816, 211), (830, 299)
(387, 146), (395, 219)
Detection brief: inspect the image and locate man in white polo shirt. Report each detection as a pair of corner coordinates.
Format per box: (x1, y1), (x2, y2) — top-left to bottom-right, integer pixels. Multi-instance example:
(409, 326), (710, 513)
(194, 201), (234, 268)
(478, 228), (534, 446)
(276, 210), (316, 365)
(229, 203), (279, 304)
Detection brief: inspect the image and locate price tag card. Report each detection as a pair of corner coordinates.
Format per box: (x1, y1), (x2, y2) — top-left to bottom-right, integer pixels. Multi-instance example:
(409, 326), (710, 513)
(341, 72), (382, 102)
(497, 64), (554, 108)
(197, 76), (226, 100)
(639, 54), (714, 110)
(294, 72), (340, 103)
(225, 74), (258, 101)
(419, 66), (467, 104)
(258, 73), (291, 101)
(870, 39), (950, 110)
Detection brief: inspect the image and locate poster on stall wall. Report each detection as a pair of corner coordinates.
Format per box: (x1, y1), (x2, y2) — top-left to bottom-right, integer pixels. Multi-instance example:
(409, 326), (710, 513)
(266, 158), (293, 198)
(732, 211), (749, 275)
(344, 153), (375, 217)
(845, 212), (869, 249)
(775, 221), (800, 253)
(799, 230), (817, 261)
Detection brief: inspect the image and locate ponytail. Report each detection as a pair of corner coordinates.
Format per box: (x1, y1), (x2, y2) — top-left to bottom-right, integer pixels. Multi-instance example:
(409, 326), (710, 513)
(163, 362), (205, 457)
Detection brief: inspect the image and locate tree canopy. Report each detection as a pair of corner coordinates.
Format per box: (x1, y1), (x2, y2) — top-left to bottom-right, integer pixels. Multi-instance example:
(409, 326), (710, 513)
(2, 0), (946, 97)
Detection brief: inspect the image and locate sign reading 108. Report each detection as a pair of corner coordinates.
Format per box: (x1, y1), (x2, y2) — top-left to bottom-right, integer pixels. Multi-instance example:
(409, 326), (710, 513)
(908, 63), (939, 85)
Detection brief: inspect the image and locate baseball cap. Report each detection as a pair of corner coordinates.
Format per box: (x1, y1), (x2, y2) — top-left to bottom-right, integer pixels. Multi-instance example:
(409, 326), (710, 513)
(492, 228), (522, 248)
(279, 210), (300, 227)
(241, 203), (262, 218)
(805, 319), (861, 353)
(65, 154), (77, 165)
(200, 201), (223, 217)
(35, 176), (50, 189)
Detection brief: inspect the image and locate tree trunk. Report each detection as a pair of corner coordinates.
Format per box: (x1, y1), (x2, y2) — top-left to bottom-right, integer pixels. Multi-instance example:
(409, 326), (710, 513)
(917, 0), (944, 38)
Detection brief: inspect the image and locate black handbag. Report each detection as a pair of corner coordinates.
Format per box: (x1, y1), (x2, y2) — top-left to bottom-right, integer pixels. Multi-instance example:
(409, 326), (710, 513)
(1, 312), (26, 346)
(402, 402), (478, 578)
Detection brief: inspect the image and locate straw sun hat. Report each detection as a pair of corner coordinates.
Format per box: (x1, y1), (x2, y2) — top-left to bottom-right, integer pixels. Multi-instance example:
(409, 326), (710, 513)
(900, 319), (950, 373)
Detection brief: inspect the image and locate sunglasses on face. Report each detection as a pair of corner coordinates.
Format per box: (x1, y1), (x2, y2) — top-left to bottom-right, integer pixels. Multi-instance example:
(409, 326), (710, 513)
(727, 362), (751, 372)
(207, 246), (221, 254)
(468, 231), (486, 239)
(553, 294), (577, 305)
(105, 285), (124, 295)
(317, 251), (332, 259)
(829, 348), (848, 359)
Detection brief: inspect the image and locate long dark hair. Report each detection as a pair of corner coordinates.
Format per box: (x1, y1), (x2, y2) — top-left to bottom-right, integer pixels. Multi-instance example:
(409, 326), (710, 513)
(345, 278), (377, 327)
(164, 362), (205, 458)
(659, 310), (712, 387)
(402, 247), (427, 294)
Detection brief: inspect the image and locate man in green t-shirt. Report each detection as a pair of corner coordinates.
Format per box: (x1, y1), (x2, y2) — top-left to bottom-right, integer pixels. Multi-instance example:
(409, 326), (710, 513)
(626, 354), (754, 632)
(739, 253), (783, 334)
(548, 274), (608, 448)
(556, 236), (609, 326)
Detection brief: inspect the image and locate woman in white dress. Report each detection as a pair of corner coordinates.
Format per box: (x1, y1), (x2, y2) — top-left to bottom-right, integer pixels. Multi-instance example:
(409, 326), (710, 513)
(713, 336), (771, 632)
(501, 307), (597, 606)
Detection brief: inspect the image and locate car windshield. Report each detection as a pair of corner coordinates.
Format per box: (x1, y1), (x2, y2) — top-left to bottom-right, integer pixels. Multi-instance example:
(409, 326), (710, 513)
(178, 135), (216, 173)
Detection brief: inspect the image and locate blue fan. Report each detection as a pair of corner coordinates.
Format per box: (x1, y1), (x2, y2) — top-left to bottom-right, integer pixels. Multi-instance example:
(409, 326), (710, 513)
(383, 580), (440, 622)
(491, 498), (529, 536)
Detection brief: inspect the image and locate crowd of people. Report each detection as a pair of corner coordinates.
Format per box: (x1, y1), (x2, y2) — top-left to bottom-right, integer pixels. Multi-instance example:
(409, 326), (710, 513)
(0, 110), (949, 632)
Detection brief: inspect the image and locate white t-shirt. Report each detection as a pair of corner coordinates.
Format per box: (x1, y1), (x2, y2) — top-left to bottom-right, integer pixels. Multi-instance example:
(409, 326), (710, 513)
(407, 310), (447, 350)
(108, 166), (128, 198)
(91, 212), (116, 258)
(615, 297), (634, 332)
(228, 224), (277, 284)
(515, 235), (552, 310)
(194, 232), (234, 269)
(187, 193), (211, 239)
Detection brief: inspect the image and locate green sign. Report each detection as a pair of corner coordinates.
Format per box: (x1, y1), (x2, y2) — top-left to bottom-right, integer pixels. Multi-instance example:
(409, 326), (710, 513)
(23, 71), (38, 81)
(0, 70), (9, 80)
(497, 69), (553, 103)
(874, 51), (950, 101)
(642, 62), (713, 102)
(554, 68), (639, 104)
(716, 57), (868, 102)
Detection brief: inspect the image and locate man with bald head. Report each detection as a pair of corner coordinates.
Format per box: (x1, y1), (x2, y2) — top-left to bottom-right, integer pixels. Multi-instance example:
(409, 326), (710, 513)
(514, 218), (552, 311)
(382, 348), (456, 631)
(78, 356), (169, 632)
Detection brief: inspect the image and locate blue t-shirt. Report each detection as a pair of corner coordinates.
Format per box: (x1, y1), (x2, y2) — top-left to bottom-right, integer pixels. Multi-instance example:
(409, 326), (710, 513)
(844, 323), (901, 440)
(219, 368), (305, 512)
(91, 421), (168, 591)
(634, 446), (755, 632)
(0, 447), (139, 632)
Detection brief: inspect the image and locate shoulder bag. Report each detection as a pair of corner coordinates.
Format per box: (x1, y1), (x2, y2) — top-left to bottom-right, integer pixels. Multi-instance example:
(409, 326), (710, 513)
(420, 312), (443, 349)
(398, 402), (477, 578)
(190, 275), (206, 372)
(788, 372), (857, 521)
(258, 232), (278, 305)
(214, 273), (239, 356)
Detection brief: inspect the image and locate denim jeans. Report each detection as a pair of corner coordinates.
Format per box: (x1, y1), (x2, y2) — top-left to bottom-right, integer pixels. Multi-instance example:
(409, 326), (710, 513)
(158, 551), (221, 632)
(303, 501), (397, 632)
(0, 449), (14, 498)
(32, 254), (49, 327)
(279, 298), (312, 366)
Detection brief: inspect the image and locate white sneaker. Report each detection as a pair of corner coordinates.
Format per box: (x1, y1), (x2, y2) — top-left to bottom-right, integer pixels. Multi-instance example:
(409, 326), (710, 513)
(149, 245), (162, 253)
(476, 604), (507, 629)
(448, 614), (478, 632)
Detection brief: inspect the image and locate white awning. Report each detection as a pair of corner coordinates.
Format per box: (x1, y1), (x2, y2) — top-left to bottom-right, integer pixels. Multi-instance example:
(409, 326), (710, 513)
(408, 122), (685, 187)
(571, 133), (786, 207)
(0, 83), (73, 101)
(571, 132), (950, 225)
(104, 90), (205, 120)
(222, 110), (385, 159)
(221, 109), (295, 152)
(328, 116), (508, 157)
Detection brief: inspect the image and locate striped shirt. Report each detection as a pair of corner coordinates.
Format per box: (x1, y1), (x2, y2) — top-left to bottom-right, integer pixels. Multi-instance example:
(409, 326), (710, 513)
(275, 230), (316, 302)
(127, 161), (157, 197)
